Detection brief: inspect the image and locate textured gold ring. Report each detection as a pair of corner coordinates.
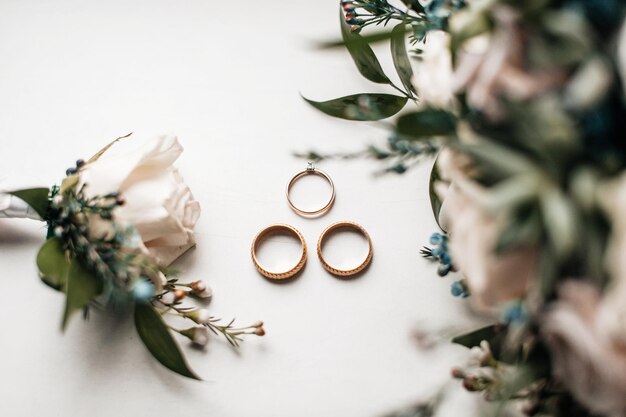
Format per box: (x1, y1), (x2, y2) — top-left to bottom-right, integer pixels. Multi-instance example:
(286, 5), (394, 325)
(251, 224), (307, 280)
(317, 221), (373, 277)
(286, 162), (336, 217)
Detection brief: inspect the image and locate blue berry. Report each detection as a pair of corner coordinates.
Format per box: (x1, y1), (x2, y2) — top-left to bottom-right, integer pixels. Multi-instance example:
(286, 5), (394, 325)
(450, 280), (468, 297)
(438, 264), (452, 276)
(431, 246), (444, 257)
(132, 280), (155, 301)
(430, 233), (443, 245)
(502, 303), (527, 323)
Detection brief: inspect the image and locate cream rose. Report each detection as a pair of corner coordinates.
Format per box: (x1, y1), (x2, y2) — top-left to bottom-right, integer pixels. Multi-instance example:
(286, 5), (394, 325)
(411, 30), (454, 108)
(538, 171), (626, 416)
(542, 282), (626, 417)
(436, 148), (538, 312)
(451, 6), (567, 121)
(598, 172), (626, 346)
(79, 133), (200, 267)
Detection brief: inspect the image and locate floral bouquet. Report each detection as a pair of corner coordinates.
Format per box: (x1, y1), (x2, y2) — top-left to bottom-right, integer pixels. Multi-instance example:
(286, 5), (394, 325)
(306, 0), (626, 415)
(0, 133), (263, 379)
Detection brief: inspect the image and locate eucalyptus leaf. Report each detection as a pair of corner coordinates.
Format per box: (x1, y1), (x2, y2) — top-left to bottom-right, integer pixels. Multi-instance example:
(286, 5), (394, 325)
(59, 175), (79, 195)
(455, 141), (535, 181)
(134, 302), (200, 380)
(391, 24), (416, 97)
(428, 157), (443, 229)
(340, 8), (390, 84)
(452, 324), (507, 361)
(9, 188), (50, 219)
(495, 206), (542, 254)
(452, 324), (500, 348)
(396, 109), (456, 139)
(62, 258), (101, 330)
(540, 189), (578, 260)
(87, 132), (132, 163)
(36, 238), (69, 291)
(303, 93), (407, 121)
(320, 29), (399, 49)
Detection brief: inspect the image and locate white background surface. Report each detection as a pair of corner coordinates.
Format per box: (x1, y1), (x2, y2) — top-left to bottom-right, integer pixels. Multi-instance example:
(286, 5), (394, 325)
(0, 1), (485, 416)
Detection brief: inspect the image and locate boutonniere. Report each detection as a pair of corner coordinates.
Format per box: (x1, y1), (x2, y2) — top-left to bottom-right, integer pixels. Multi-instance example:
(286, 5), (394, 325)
(1, 133), (264, 379)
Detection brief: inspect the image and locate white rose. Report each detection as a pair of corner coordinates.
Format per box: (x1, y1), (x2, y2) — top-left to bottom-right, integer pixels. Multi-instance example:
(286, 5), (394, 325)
(411, 30), (454, 108)
(542, 282), (626, 417)
(436, 148), (538, 312)
(79, 133), (200, 267)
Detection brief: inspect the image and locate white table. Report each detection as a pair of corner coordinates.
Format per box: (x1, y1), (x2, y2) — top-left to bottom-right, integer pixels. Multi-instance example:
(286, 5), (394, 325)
(0, 1), (484, 416)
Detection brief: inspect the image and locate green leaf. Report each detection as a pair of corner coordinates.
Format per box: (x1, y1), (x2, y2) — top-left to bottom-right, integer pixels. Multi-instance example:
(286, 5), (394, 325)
(320, 30), (397, 49)
(134, 302), (200, 380)
(455, 140), (535, 181)
(453, 324), (519, 363)
(429, 157), (443, 229)
(391, 24), (416, 97)
(87, 132), (133, 163)
(9, 188), (50, 219)
(452, 324), (500, 348)
(495, 205), (542, 254)
(36, 238), (70, 291)
(303, 93), (407, 121)
(62, 258), (101, 330)
(340, 8), (390, 84)
(540, 189), (578, 260)
(396, 109), (456, 139)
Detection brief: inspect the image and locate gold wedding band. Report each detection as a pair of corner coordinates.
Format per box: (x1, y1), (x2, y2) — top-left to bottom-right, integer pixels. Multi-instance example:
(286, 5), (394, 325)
(251, 224), (307, 280)
(286, 162), (336, 217)
(317, 221), (373, 277)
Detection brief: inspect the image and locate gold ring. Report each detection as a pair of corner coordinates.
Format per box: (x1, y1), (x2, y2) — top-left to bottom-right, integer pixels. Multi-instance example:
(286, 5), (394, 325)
(251, 224), (307, 280)
(286, 162), (336, 217)
(317, 221), (373, 277)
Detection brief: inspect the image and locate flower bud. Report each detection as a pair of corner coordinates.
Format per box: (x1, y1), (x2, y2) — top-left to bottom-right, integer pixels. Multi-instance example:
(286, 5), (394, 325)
(159, 291), (175, 305)
(250, 320), (264, 328)
(451, 367), (465, 379)
(255, 327), (266, 336)
(174, 289), (187, 301)
(180, 327), (210, 347)
(190, 280), (213, 298)
(462, 376), (479, 391)
(185, 308), (211, 324)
